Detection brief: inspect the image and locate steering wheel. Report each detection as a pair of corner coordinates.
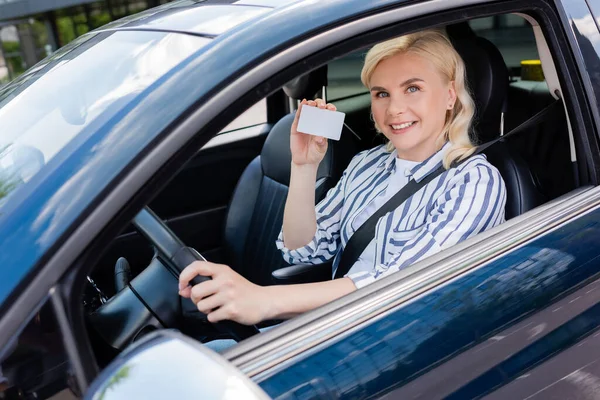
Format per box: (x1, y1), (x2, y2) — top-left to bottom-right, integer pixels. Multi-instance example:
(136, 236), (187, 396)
(88, 207), (259, 349)
(131, 207), (260, 342)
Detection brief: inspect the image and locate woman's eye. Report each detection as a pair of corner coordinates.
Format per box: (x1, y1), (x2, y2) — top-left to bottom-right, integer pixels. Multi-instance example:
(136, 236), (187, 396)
(407, 86), (420, 93)
(376, 92), (389, 98)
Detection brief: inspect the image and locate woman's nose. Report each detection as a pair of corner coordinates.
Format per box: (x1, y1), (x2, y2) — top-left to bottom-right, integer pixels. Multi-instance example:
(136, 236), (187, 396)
(386, 96), (407, 116)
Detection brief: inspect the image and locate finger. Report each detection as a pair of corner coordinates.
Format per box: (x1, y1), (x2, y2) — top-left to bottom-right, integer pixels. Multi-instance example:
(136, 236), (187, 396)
(307, 100), (316, 107)
(314, 136), (328, 148)
(207, 305), (235, 324)
(190, 279), (219, 303)
(293, 99), (307, 125)
(326, 103), (336, 111)
(178, 261), (215, 291)
(195, 292), (226, 314)
(315, 98), (326, 108)
(298, 98), (307, 111)
(179, 285), (192, 299)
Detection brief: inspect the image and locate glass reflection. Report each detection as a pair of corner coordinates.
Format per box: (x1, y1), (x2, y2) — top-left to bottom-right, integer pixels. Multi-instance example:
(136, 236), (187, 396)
(120, 6), (269, 36)
(0, 31), (209, 208)
(259, 245), (580, 399)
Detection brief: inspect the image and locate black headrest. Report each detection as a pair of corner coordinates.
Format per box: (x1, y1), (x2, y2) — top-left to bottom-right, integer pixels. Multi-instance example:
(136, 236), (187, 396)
(283, 65), (328, 100)
(448, 25), (509, 143)
(261, 113), (335, 185)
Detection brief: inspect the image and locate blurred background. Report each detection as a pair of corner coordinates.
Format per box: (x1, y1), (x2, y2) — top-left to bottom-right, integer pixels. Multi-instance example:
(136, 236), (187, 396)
(0, 0), (176, 86)
(0, 1), (537, 93)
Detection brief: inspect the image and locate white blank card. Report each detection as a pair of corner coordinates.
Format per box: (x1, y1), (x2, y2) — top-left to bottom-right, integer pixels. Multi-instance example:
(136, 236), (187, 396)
(297, 105), (346, 141)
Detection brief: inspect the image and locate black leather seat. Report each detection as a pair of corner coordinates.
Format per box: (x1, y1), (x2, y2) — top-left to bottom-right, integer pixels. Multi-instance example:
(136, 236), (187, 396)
(223, 67), (357, 286)
(448, 24), (546, 219)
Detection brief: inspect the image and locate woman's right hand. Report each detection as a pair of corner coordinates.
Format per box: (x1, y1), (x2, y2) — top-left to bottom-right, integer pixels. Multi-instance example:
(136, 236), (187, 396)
(290, 99), (337, 166)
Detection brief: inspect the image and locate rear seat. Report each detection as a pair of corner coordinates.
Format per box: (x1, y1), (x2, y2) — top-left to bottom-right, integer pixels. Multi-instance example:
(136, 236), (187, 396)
(504, 79), (573, 200)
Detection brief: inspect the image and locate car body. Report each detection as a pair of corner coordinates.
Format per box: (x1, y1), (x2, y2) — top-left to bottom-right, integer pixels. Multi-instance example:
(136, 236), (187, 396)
(2, 0), (600, 398)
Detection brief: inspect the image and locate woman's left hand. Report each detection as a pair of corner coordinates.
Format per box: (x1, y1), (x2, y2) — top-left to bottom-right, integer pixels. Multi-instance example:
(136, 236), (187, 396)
(178, 261), (272, 325)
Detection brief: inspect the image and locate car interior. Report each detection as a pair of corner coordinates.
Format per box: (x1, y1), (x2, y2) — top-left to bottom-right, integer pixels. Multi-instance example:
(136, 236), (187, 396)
(81, 13), (579, 361)
(1, 10), (585, 399)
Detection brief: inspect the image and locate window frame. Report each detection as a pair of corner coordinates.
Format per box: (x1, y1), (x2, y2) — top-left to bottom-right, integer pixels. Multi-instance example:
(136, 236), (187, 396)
(3, 0), (593, 392)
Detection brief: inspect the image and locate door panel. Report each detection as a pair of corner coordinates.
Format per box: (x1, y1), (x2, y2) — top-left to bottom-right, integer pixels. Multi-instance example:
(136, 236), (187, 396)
(395, 274), (600, 399)
(485, 323), (600, 399)
(150, 136), (265, 219)
(257, 206), (600, 400)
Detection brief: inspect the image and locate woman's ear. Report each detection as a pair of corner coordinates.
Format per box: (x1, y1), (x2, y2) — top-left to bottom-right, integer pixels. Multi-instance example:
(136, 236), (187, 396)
(447, 80), (457, 110)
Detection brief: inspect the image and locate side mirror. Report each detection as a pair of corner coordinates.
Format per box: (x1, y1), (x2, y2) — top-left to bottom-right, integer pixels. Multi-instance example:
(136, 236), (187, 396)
(85, 330), (270, 400)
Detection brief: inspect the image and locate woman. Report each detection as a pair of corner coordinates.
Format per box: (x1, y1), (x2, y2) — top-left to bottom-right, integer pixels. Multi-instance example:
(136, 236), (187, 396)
(179, 29), (506, 328)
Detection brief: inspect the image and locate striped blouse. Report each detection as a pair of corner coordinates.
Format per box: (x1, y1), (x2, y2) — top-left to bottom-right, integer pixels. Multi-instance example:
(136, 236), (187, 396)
(276, 142), (507, 289)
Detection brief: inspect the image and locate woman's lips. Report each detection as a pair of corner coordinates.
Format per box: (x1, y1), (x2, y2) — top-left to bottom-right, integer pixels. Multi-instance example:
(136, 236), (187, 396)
(389, 121), (417, 134)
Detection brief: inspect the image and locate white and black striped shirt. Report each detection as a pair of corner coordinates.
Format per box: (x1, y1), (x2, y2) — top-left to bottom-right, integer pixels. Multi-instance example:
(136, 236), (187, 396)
(276, 142), (507, 288)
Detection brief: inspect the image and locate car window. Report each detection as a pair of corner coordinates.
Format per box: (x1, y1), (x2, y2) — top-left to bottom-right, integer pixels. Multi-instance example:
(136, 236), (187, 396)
(326, 14), (539, 101)
(0, 30), (210, 209)
(469, 14), (539, 75)
(219, 98), (267, 133)
(327, 50), (369, 101)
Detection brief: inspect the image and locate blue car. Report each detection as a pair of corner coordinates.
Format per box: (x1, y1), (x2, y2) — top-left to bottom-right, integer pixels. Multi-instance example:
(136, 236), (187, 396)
(1, 0), (600, 398)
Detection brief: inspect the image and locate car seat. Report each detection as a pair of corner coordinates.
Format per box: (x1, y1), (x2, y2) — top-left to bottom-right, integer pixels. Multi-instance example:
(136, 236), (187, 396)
(223, 66), (358, 285)
(448, 23), (547, 219)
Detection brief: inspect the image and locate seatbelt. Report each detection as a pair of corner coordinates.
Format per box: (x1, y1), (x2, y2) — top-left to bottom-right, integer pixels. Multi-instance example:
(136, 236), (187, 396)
(334, 99), (563, 279)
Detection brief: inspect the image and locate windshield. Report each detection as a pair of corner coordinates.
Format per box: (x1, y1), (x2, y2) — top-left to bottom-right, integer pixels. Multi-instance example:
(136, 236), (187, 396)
(0, 30), (210, 208)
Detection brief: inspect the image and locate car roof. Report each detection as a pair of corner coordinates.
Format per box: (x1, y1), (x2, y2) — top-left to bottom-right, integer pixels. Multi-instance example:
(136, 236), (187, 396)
(96, 0), (301, 37)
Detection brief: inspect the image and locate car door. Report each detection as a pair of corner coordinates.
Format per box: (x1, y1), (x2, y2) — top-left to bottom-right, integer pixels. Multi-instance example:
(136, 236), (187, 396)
(246, 212), (600, 399)
(216, 0), (600, 398)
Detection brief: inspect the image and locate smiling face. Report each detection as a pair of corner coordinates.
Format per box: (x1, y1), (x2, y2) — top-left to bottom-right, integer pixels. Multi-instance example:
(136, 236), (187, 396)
(369, 52), (457, 162)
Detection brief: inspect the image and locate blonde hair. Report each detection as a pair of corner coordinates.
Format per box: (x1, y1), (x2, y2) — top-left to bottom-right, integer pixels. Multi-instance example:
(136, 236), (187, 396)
(361, 29), (476, 169)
